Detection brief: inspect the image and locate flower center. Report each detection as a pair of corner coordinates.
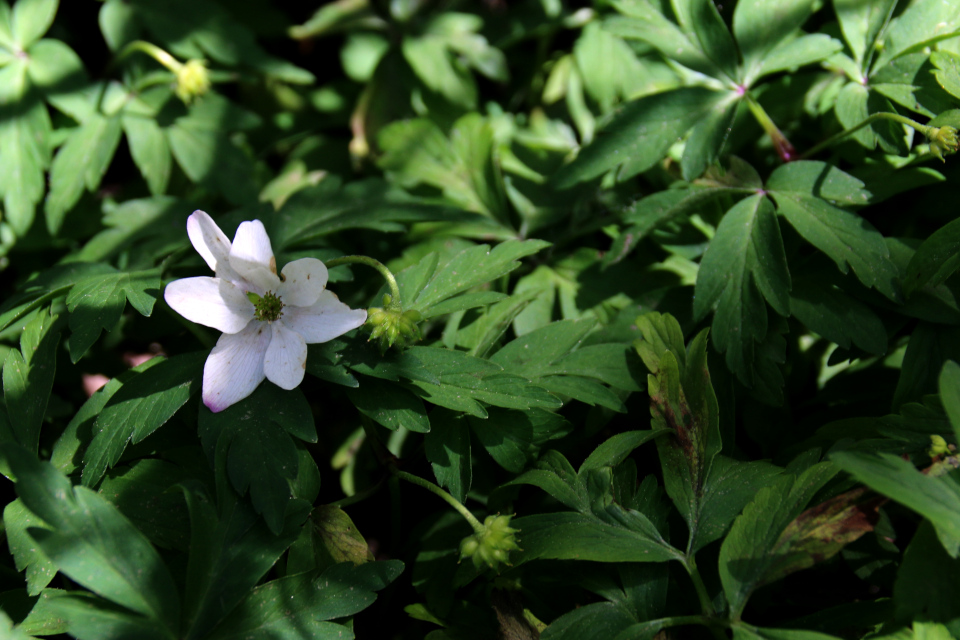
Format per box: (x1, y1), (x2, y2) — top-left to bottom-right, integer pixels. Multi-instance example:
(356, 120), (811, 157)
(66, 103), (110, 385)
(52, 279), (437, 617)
(248, 290), (284, 322)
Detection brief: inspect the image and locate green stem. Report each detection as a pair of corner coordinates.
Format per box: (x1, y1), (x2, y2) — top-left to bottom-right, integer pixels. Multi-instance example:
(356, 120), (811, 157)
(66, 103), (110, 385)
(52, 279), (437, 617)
(324, 255), (402, 310)
(644, 615), (730, 632)
(800, 111), (931, 160)
(112, 40), (184, 74)
(393, 470), (485, 534)
(744, 95), (796, 161)
(684, 555), (715, 617)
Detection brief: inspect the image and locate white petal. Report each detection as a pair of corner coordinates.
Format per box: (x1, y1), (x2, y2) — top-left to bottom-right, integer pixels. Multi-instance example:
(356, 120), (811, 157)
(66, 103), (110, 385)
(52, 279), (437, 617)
(186, 210), (230, 272)
(278, 258), (328, 308)
(164, 277), (255, 334)
(281, 290), (367, 344)
(229, 220), (281, 292)
(202, 321), (272, 412)
(264, 322), (307, 390)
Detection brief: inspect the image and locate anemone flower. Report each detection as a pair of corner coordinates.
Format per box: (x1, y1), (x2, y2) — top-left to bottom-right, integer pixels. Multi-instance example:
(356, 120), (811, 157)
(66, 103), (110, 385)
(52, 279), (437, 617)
(165, 210), (367, 412)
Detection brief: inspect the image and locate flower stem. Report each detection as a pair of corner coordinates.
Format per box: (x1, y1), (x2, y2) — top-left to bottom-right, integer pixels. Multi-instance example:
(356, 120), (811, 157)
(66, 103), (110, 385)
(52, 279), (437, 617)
(324, 255), (402, 310)
(800, 111), (931, 160)
(112, 40), (184, 74)
(392, 469), (485, 534)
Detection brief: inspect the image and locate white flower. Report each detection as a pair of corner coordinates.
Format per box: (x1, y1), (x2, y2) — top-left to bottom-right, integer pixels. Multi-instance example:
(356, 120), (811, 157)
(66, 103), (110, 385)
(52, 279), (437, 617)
(164, 210), (367, 412)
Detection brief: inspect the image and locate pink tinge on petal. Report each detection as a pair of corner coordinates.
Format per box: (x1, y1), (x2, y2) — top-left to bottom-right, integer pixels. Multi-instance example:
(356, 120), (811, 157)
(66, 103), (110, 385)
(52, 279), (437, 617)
(83, 373), (110, 397)
(164, 276), (255, 334)
(278, 258), (328, 308)
(281, 290), (367, 344)
(229, 220), (281, 293)
(187, 210), (231, 272)
(202, 321), (273, 412)
(264, 322), (308, 390)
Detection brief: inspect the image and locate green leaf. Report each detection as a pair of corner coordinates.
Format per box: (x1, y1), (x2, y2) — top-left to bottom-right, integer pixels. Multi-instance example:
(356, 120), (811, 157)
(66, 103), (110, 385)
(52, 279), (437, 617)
(681, 96), (740, 181)
(6, 447), (180, 628)
(692, 456), (783, 553)
(469, 408), (572, 473)
(835, 83), (903, 150)
(82, 352), (204, 487)
(756, 34), (844, 80)
(425, 408), (472, 503)
(903, 215), (960, 297)
(506, 450), (589, 513)
(66, 268), (161, 362)
(832, 450), (960, 557)
(693, 194), (790, 387)
(0, 262), (115, 332)
(45, 113), (122, 234)
(0, 99), (51, 236)
(513, 512), (681, 565)
(379, 115), (511, 223)
(206, 561), (404, 640)
(940, 360), (960, 443)
(719, 462), (839, 618)
(553, 86), (726, 187)
(874, 0), (960, 70)
(680, 0), (739, 82)
(40, 593), (174, 640)
(580, 430), (662, 472)
(168, 118), (258, 206)
(198, 384), (314, 535)
(767, 162), (899, 300)
(347, 376), (429, 433)
(789, 278), (888, 354)
(3, 498), (57, 595)
(407, 240), (549, 313)
(405, 346), (561, 417)
(932, 51), (960, 100)
(893, 521), (960, 626)
(605, 1), (719, 77)
(402, 33), (476, 108)
(179, 482), (310, 640)
(122, 115), (171, 196)
(11, 0), (56, 49)
(734, 0), (816, 83)
(833, 0), (896, 66)
(541, 602), (636, 640)
(605, 186), (732, 266)
(2, 308), (60, 452)
(872, 54), (957, 119)
(893, 323), (960, 410)
(98, 459), (192, 551)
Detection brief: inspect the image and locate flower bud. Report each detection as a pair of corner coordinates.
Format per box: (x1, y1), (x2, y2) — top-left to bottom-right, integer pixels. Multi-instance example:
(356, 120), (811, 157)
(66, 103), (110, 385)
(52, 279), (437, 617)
(928, 125), (959, 162)
(176, 59), (211, 103)
(365, 301), (423, 352)
(459, 514), (520, 572)
(929, 434), (952, 458)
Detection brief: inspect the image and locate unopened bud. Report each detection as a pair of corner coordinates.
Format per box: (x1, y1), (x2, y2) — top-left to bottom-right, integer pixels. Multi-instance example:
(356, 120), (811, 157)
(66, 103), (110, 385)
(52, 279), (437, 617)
(459, 514), (520, 572)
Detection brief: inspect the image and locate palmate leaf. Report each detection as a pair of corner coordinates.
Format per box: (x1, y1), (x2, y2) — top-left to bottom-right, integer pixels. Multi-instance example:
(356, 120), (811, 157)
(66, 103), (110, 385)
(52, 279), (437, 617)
(198, 384), (316, 535)
(553, 86), (728, 187)
(833, 0), (896, 67)
(205, 561), (404, 640)
(81, 353), (204, 487)
(65, 267), (161, 362)
(0, 96), (51, 236)
(178, 481), (311, 640)
(404, 346), (561, 418)
(45, 113), (123, 234)
(694, 194), (790, 389)
(424, 408), (472, 503)
(4, 447), (180, 631)
(718, 462), (839, 619)
(402, 239), (550, 315)
(767, 161), (900, 301)
(832, 451), (960, 558)
(2, 308), (61, 453)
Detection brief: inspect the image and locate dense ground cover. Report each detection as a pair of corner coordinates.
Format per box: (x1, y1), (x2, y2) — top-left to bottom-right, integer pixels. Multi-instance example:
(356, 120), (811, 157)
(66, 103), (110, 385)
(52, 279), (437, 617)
(2, 0), (960, 638)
